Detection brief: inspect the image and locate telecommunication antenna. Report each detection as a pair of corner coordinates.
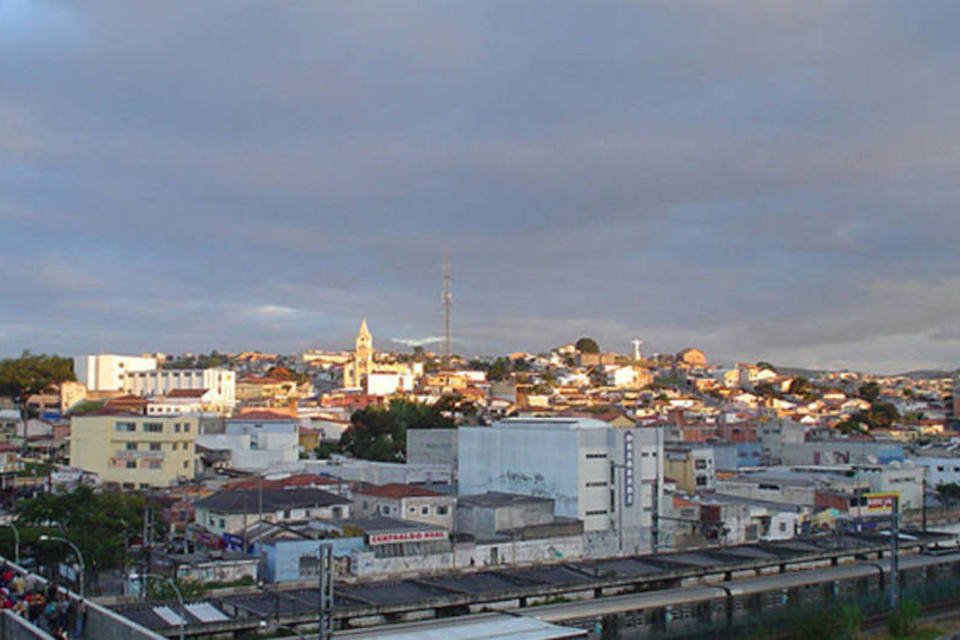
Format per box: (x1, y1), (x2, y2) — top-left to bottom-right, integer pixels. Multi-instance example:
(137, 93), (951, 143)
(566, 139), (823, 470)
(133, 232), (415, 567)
(443, 255), (452, 366)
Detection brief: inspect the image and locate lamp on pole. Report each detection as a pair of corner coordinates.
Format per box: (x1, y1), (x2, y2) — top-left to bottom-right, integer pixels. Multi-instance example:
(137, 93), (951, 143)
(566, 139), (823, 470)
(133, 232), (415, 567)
(0, 523), (20, 564)
(39, 535), (84, 597)
(137, 573), (185, 640)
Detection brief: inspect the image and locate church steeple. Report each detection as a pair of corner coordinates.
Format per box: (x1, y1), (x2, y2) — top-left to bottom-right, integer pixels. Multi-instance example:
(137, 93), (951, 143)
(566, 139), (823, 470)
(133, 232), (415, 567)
(357, 318), (372, 351)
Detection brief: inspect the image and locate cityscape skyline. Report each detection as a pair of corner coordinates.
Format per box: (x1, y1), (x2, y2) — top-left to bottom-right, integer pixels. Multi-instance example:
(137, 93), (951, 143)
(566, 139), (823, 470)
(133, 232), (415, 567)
(4, 2), (960, 372)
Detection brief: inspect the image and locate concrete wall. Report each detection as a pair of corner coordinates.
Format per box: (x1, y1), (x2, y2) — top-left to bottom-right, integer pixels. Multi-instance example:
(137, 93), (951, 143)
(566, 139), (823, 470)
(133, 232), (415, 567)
(458, 536), (584, 568)
(780, 441), (904, 466)
(263, 537), (364, 582)
(406, 429), (458, 467)
(85, 599), (167, 640)
(459, 424), (582, 520)
(456, 500), (555, 540)
(303, 459), (454, 485)
(0, 611), (55, 640)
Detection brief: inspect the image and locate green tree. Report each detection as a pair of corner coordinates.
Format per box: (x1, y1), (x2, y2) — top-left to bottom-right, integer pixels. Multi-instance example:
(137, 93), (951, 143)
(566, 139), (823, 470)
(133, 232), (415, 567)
(886, 599), (921, 637)
(17, 487), (155, 590)
(0, 351), (75, 402)
(937, 482), (960, 506)
(340, 399), (455, 462)
(858, 382), (881, 403)
(789, 376), (811, 396)
(575, 337), (600, 354)
(756, 361), (777, 372)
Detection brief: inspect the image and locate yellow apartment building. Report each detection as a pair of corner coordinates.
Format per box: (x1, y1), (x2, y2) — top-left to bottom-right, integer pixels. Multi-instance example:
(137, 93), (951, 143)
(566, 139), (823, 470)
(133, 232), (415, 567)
(69, 413), (198, 489)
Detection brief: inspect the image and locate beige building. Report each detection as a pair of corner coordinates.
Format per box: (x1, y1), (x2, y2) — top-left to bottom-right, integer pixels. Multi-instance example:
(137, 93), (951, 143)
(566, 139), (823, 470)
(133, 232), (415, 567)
(69, 413), (198, 489)
(352, 483), (456, 530)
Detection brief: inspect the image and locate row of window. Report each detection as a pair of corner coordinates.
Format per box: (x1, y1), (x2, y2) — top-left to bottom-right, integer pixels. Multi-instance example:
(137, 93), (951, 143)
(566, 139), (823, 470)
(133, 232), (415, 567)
(369, 502), (449, 516)
(123, 442), (192, 451)
(115, 422), (192, 433)
(121, 459), (191, 470)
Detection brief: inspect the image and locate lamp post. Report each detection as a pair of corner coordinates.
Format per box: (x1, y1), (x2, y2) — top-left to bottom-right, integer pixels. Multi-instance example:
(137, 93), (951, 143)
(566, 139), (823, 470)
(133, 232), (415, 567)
(0, 523), (20, 564)
(138, 573), (185, 640)
(39, 535), (84, 597)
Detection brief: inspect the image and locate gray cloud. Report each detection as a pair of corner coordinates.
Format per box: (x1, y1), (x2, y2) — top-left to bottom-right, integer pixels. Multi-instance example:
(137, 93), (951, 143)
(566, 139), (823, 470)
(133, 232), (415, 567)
(2, 1), (960, 372)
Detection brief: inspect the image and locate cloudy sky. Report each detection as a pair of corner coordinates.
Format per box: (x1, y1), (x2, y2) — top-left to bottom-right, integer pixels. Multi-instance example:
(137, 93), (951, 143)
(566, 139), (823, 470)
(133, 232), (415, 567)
(2, 1), (960, 372)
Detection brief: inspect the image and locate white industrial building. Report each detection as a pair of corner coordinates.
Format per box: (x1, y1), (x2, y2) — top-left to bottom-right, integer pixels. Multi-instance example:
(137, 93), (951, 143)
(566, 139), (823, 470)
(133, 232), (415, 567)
(74, 354), (158, 391)
(196, 412), (299, 472)
(122, 368), (236, 413)
(458, 417), (663, 556)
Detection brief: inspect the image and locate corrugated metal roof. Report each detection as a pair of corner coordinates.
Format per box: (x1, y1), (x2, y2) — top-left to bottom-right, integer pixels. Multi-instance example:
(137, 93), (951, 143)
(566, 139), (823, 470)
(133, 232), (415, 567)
(337, 612), (586, 639)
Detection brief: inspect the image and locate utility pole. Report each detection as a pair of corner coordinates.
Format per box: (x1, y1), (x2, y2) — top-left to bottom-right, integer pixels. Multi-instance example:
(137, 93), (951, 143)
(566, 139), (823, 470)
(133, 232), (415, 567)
(890, 494), (900, 610)
(442, 254), (452, 368)
(318, 543), (333, 640)
(652, 425), (662, 554)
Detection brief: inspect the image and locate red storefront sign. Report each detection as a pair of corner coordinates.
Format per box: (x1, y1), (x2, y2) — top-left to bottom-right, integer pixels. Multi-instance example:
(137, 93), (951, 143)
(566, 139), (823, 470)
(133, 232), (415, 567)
(368, 530), (448, 545)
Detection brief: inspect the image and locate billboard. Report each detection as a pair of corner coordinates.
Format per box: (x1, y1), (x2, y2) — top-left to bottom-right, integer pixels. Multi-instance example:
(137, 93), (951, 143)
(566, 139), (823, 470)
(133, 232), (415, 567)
(865, 492), (898, 515)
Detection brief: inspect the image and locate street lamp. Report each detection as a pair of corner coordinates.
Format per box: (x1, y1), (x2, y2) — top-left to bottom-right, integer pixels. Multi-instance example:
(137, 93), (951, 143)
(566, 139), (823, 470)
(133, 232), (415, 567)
(0, 523), (20, 564)
(38, 535), (84, 597)
(137, 573), (185, 640)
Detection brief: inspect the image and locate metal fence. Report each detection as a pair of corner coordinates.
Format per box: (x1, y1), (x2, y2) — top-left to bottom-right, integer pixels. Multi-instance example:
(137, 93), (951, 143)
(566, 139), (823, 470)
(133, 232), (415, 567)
(600, 575), (960, 640)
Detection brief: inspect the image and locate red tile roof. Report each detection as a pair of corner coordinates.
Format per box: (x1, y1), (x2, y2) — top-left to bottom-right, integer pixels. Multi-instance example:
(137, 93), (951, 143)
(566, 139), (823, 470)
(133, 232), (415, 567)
(166, 388), (208, 399)
(224, 473), (340, 491)
(353, 483), (446, 499)
(229, 410), (296, 422)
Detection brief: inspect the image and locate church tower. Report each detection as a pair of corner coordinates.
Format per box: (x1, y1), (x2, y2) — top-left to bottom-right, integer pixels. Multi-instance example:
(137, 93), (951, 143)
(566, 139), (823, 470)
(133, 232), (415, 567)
(356, 318), (373, 365)
(344, 319), (374, 389)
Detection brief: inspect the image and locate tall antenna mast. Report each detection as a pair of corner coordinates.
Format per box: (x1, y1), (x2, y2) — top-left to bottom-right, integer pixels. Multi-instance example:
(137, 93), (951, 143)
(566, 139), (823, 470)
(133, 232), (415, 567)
(443, 254), (452, 367)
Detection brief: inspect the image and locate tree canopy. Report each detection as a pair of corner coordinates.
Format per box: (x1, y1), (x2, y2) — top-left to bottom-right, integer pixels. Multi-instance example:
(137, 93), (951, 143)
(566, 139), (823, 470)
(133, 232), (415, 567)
(858, 382), (881, 403)
(0, 351), (75, 402)
(575, 337), (600, 354)
(16, 486), (157, 578)
(340, 398), (455, 462)
(162, 350), (230, 369)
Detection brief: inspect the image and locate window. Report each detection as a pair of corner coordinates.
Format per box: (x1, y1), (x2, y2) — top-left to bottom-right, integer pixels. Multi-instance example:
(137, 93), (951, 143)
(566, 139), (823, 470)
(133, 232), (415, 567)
(143, 423), (163, 433)
(115, 422), (136, 432)
(299, 554), (320, 577)
(421, 506), (430, 515)
(694, 460), (708, 470)
(696, 476), (708, 486)
(283, 509), (291, 519)
(126, 461), (137, 469)
(122, 483), (135, 490)
(437, 506), (448, 515)
(219, 519), (225, 528)
(140, 483), (150, 490)
(183, 424), (191, 432)
(182, 460), (189, 469)
(585, 509), (608, 516)
(174, 424), (181, 433)
(149, 442), (161, 451)
(125, 442), (138, 450)
(585, 453), (608, 459)
(586, 481), (607, 487)
(408, 506), (416, 513)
